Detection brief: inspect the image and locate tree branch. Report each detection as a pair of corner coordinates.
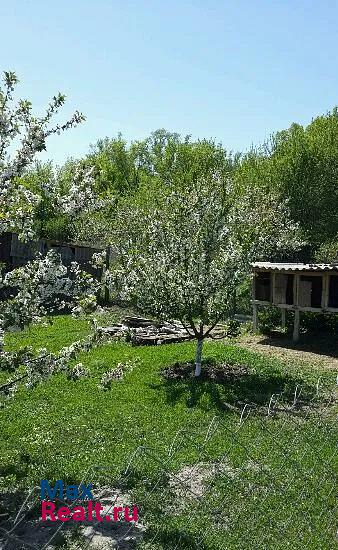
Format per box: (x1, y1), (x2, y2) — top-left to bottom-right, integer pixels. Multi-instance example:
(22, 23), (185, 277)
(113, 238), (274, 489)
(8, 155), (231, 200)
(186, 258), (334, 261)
(179, 318), (195, 338)
(203, 318), (221, 339)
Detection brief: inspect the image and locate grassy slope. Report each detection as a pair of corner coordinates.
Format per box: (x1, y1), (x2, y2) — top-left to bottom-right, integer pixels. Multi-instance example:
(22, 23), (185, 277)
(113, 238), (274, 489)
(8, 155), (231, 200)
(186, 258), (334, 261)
(0, 315), (337, 549)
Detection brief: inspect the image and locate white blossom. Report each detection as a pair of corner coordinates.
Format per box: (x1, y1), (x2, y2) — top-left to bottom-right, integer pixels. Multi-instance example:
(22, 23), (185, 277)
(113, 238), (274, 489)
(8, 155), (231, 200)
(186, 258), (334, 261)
(0, 70), (105, 402)
(109, 175), (303, 375)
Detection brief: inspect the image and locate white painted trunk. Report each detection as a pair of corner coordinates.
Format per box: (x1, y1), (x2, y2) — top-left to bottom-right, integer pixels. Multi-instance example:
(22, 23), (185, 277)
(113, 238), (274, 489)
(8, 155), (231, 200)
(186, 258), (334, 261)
(194, 338), (203, 377)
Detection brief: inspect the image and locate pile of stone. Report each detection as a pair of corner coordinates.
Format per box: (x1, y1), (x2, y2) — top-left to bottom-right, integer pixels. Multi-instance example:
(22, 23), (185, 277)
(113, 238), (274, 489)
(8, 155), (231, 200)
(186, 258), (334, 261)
(102, 316), (192, 346)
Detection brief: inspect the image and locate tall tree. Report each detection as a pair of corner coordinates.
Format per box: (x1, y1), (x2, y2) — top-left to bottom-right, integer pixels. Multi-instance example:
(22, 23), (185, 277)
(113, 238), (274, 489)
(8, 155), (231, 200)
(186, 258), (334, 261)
(235, 109), (338, 257)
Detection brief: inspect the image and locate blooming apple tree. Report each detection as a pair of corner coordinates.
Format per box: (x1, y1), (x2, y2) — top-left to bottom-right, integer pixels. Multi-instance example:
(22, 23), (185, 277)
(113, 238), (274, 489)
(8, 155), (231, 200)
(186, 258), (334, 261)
(109, 175), (303, 376)
(0, 71), (104, 404)
(0, 251), (98, 330)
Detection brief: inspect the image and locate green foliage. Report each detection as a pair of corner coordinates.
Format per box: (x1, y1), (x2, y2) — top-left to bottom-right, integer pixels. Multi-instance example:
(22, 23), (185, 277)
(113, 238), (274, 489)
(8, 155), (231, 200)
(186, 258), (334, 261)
(141, 129), (237, 186)
(16, 109), (338, 272)
(21, 161), (76, 241)
(299, 311), (338, 335)
(87, 134), (142, 196)
(257, 307), (338, 336)
(85, 129), (237, 199)
(257, 306), (289, 335)
(234, 276), (252, 314)
(21, 130), (238, 244)
(222, 318), (241, 338)
(236, 109), (338, 257)
(315, 237), (338, 262)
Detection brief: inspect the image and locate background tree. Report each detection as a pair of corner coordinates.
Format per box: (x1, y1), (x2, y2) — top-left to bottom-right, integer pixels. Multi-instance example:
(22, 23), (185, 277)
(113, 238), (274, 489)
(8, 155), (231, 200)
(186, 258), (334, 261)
(235, 109), (338, 259)
(57, 130), (239, 246)
(85, 129), (236, 197)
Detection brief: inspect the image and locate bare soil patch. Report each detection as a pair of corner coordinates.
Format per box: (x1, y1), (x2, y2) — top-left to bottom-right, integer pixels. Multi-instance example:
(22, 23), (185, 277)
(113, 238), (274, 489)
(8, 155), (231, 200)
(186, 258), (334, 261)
(162, 361), (249, 382)
(0, 487), (144, 550)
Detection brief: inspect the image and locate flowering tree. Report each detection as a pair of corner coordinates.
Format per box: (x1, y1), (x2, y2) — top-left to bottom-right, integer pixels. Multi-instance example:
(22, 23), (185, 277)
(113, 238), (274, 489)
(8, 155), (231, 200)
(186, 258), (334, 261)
(0, 71), (103, 404)
(110, 176), (303, 376)
(0, 250), (98, 330)
(0, 71), (86, 239)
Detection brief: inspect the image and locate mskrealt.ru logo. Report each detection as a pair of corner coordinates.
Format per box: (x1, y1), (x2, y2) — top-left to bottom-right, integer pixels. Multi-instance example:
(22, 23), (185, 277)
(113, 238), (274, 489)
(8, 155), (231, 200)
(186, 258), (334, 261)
(40, 480), (138, 523)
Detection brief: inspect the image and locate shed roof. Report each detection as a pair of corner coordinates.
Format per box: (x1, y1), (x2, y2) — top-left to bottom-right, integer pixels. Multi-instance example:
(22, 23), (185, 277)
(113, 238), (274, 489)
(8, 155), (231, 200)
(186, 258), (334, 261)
(251, 262), (338, 272)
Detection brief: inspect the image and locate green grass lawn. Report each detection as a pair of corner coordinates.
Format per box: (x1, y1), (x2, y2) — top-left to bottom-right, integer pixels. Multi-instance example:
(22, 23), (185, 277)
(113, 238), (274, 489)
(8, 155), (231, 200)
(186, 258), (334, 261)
(0, 314), (337, 549)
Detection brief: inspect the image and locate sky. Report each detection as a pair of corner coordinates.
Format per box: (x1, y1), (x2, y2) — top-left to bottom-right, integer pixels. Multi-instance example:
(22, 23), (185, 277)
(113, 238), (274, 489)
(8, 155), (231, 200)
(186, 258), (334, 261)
(2, 0), (338, 165)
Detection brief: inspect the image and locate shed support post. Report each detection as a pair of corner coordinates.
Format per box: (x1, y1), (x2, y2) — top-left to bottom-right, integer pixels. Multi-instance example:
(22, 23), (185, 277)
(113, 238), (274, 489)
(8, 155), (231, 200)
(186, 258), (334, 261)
(293, 309), (300, 343)
(281, 308), (286, 330)
(322, 273), (329, 308)
(253, 304), (258, 333)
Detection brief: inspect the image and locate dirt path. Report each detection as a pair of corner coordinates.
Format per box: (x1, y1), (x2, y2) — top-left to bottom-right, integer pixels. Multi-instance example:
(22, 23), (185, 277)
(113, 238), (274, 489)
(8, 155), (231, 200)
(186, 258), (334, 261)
(237, 334), (338, 370)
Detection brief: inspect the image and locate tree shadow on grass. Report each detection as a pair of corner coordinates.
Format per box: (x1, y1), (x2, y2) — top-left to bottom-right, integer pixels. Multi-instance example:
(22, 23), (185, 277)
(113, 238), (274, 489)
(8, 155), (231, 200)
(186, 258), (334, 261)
(152, 361), (314, 413)
(255, 333), (338, 360)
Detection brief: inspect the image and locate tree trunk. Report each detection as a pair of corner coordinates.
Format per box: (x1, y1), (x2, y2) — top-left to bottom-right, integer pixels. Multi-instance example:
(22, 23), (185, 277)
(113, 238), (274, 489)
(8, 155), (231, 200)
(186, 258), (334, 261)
(194, 338), (203, 377)
(103, 246), (111, 304)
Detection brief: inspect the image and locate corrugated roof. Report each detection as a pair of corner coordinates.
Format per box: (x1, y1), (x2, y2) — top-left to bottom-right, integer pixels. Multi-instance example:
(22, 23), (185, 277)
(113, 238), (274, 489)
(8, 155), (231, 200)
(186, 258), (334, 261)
(251, 262), (338, 272)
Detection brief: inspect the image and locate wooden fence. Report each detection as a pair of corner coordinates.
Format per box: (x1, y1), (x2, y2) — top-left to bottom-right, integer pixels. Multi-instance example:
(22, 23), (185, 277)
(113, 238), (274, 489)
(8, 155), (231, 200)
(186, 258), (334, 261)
(0, 233), (103, 278)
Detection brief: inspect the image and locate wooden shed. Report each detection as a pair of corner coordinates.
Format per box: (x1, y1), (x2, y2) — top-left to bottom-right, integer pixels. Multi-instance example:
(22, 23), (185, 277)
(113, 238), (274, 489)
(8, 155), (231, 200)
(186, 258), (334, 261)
(251, 262), (338, 342)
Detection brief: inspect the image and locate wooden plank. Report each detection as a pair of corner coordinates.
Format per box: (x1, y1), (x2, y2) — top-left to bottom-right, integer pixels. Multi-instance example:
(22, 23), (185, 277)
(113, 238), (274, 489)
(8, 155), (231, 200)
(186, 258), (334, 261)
(274, 274), (287, 304)
(271, 272), (275, 303)
(253, 268), (328, 276)
(299, 280), (312, 307)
